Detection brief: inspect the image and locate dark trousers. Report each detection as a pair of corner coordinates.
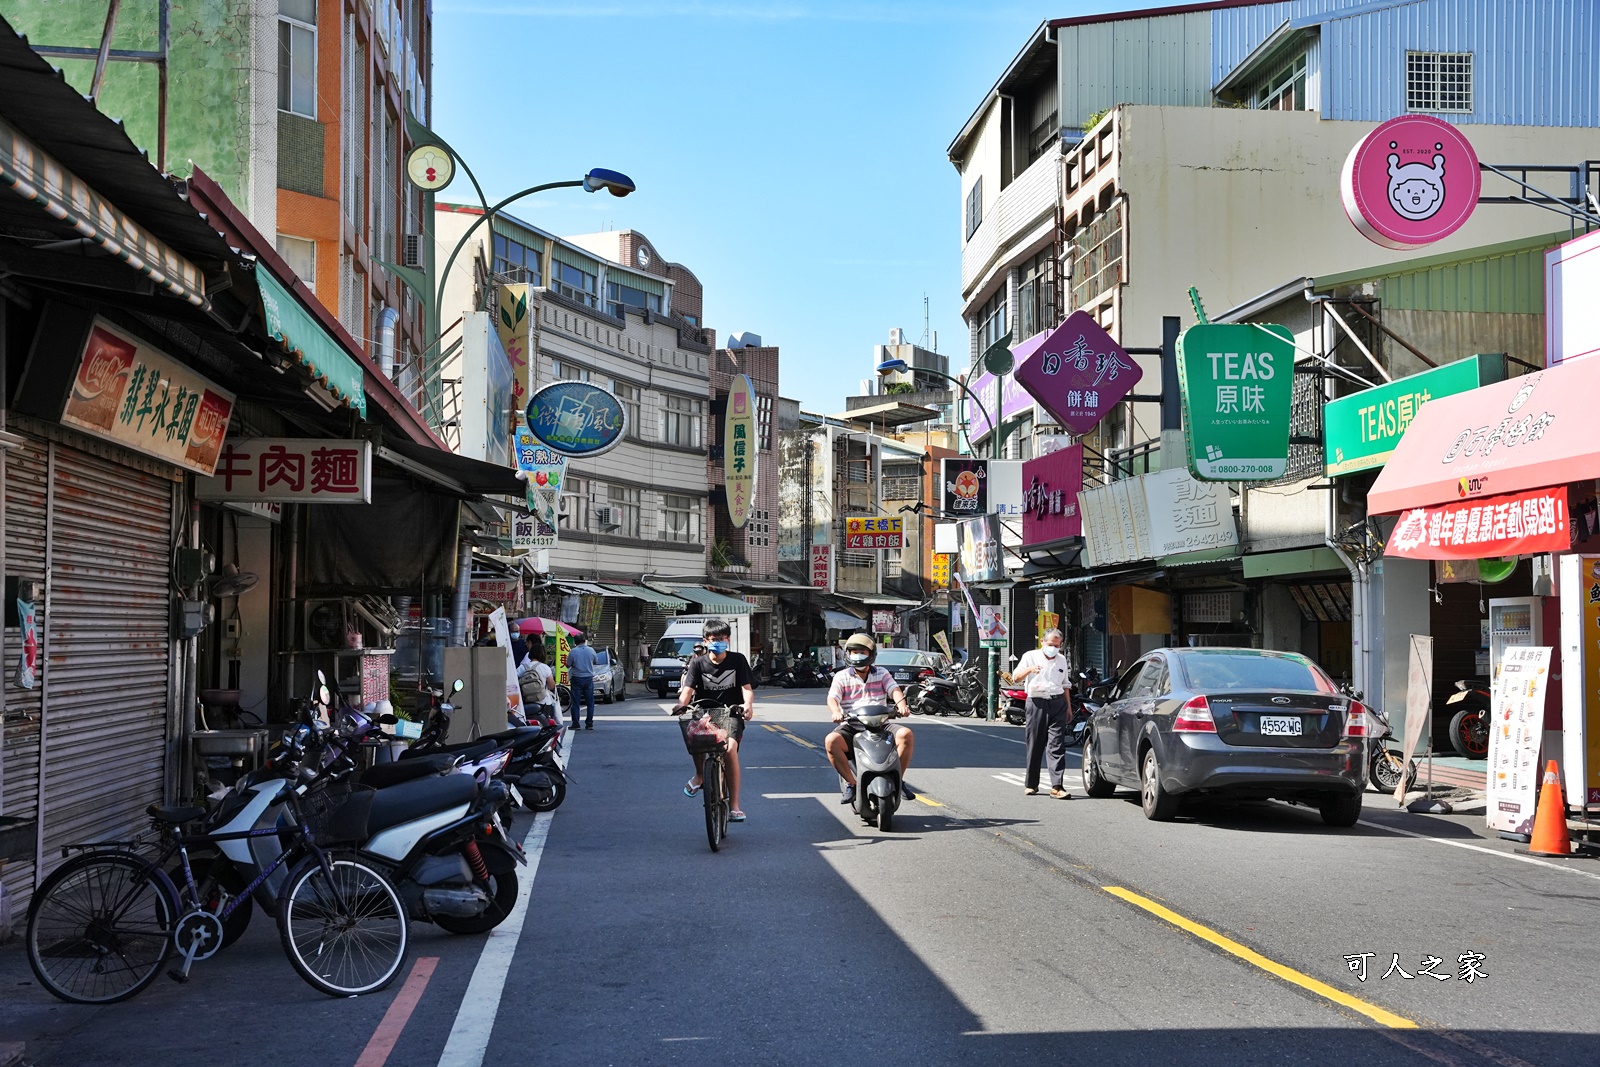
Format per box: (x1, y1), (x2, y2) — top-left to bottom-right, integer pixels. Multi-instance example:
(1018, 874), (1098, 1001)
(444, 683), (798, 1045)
(1024, 694), (1069, 790)
(570, 676), (595, 726)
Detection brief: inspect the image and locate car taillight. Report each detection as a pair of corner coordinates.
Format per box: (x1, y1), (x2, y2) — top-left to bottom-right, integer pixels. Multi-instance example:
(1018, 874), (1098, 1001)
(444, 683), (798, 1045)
(1344, 700), (1369, 738)
(1173, 695), (1217, 733)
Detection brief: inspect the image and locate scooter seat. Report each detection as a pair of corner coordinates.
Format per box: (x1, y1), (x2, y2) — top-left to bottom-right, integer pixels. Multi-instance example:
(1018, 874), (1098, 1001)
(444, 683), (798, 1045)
(365, 774), (479, 837)
(359, 754), (454, 789)
(400, 738), (501, 762)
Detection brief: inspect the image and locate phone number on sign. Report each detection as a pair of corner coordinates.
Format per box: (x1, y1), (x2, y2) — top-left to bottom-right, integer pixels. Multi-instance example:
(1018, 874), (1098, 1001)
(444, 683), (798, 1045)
(1206, 463), (1278, 476)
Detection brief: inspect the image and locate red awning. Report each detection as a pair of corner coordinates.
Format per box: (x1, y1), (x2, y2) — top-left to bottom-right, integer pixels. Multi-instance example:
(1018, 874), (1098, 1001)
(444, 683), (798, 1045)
(1367, 357), (1600, 515)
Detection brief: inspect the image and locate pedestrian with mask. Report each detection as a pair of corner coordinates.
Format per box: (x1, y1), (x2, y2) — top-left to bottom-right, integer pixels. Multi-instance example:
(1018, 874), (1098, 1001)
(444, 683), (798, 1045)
(565, 632), (599, 730)
(1010, 627), (1073, 799)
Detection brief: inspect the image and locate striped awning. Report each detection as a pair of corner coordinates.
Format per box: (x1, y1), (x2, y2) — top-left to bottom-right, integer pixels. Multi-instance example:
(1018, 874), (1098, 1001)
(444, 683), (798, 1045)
(256, 270), (367, 416)
(602, 583), (689, 610)
(663, 585), (755, 615)
(0, 114), (207, 307)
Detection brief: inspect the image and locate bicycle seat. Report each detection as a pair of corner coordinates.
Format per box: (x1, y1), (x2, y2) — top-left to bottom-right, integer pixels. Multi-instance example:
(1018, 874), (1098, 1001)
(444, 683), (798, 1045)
(147, 804), (206, 825)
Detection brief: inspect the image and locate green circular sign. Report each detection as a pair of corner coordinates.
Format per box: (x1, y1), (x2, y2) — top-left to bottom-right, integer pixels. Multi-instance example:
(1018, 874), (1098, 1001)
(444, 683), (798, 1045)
(1477, 556), (1517, 584)
(983, 345), (1014, 377)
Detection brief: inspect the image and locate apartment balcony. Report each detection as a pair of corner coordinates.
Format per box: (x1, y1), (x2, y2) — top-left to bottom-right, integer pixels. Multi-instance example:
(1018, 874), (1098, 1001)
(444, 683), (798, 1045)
(960, 149), (1059, 301)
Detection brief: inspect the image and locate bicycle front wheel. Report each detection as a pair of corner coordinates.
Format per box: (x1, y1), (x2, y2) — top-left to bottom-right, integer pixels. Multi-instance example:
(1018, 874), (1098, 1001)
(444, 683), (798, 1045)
(277, 855), (408, 997)
(26, 851), (176, 1004)
(702, 756), (724, 852)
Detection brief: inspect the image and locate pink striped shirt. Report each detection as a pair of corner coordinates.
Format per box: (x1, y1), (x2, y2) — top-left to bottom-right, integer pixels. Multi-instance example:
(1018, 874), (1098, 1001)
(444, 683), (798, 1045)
(828, 666), (901, 710)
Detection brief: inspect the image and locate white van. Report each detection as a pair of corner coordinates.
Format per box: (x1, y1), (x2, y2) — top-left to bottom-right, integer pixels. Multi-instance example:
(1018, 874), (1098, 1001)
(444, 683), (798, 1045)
(647, 614), (752, 698)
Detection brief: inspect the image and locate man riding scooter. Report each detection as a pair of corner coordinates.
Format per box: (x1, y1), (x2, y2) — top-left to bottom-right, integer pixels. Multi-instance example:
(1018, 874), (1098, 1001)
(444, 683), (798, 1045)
(825, 633), (915, 804)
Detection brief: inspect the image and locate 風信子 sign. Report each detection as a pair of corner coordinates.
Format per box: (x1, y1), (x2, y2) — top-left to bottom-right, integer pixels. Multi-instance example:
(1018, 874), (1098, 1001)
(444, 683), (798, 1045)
(1178, 323), (1296, 481)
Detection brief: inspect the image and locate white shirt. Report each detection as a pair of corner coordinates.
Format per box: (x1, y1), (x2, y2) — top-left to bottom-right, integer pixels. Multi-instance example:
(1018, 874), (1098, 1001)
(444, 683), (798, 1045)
(1015, 648), (1071, 699)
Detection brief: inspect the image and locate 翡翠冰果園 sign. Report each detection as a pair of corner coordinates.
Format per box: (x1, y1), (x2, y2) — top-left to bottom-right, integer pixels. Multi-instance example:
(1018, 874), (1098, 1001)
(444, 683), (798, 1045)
(1323, 355), (1502, 476)
(1178, 323), (1295, 481)
(525, 380), (627, 457)
(724, 374), (757, 527)
(1014, 311), (1142, 435)
(196, 439), (372, 503)
(845, 516), (903, 550)
(1341, 114), (1481, 250)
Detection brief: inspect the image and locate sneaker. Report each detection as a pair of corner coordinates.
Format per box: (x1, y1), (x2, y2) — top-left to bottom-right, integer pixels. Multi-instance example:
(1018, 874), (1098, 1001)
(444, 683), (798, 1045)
(840, 782), (856, 805)
(900, 781), (917, 801)
(585, 723), (594, 730)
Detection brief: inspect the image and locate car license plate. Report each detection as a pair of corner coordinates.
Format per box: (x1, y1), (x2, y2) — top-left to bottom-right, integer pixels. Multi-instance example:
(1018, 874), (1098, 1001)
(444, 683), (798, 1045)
(1260, 715), (1303, 737)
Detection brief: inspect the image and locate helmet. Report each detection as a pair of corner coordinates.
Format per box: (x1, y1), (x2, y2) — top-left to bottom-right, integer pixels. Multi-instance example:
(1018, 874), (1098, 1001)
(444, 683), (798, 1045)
(843, 633), (877, 654)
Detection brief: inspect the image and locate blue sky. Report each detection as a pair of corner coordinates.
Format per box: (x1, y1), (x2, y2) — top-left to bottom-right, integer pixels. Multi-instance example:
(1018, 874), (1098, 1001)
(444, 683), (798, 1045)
(432, 2), (1124, 414)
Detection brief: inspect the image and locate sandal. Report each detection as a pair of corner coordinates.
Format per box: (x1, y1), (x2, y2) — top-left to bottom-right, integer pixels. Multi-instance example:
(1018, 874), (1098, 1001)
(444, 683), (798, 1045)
(684, 778), (702, 797)
(729, 810), (746, 822)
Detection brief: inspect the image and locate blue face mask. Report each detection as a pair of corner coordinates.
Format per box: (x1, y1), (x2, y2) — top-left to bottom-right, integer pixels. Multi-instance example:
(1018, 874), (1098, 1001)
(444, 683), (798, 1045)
(707, 640), (729, 654)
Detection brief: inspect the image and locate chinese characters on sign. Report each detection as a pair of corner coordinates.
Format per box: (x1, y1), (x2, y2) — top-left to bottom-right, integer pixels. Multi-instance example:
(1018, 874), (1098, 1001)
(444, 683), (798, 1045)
(496, 283), (531, 416)
(1079, 468), (1238, 566)
(470, 578), (524, 611)
(196, 439), (372, 503)
(1178, 323), (1296, 481)
(1020, 444), (1084, 547)
(1486, 645), (1552, 837)
(930, 552), (952, 588)
(845, 516), (904, 550)
(62, 320), (236, 475)
(871, 610), (897, 634)
(512, 512), (557, 552)
(1323, 356), (1496, 476)
(514, 426), (566, 532)
(1386, 487), (1568, 560)
(957, 514), (1004, 584)
(810, 544), (833, 590)
(525, 380), (627, 457)
(1342, 952), (1488, 983)
(1014, 311), (1142, 435)
(941, 458), (988, 515)
(724, 374), (758, 527)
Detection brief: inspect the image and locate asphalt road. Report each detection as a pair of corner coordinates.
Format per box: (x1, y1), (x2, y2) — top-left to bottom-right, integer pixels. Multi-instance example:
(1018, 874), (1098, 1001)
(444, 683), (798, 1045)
(4, 686), (1598, 1067)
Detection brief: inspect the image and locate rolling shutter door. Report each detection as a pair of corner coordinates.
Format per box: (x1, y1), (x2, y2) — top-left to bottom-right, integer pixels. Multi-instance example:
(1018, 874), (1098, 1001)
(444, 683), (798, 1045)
(39, 438), (176, 868)
(2, 435), (48, 907)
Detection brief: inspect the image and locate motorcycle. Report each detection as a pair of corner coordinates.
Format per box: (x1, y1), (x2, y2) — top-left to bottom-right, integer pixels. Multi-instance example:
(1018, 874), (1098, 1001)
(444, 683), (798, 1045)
(998, 678), (1027, 726)
(404, 678), (570, 813)
(907, 665), (974, 717)
(1066, 667), (1103, 747)
(1444, 677), (1492, 760)
(1367, 703), (1419, 795)
(841, 705), (903, 832)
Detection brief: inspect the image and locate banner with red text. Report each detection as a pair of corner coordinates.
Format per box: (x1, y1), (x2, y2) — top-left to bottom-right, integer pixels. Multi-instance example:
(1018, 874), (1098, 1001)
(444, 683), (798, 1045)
(1385, 487), (1569, 560)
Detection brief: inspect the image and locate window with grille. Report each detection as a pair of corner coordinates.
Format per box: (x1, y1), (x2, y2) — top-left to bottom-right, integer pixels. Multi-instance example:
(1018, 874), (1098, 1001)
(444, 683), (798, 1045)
(1407, 52), (1472, 113)
(552, 260), (597, 306)
(1255, 52), (1307, 111)
(603, 484), (641, 538)
(757, 394), (773, 450)
(964, 176), (983, 241)
(978, 288), (1007, 350)
(493, 233), (542, 286)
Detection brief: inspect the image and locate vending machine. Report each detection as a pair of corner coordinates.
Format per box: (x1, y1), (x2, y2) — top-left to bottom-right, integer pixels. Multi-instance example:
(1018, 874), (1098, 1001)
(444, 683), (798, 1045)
(1488, 597), (1543, 698)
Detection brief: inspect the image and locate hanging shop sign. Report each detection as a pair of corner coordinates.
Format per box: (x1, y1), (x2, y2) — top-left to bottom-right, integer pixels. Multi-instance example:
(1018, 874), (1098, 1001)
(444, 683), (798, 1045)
(1177, 323), (1296, 481)
(197, 438), (373, 504)
(1078, 467), (1237, 566)
(941, 458), (988, 516)
(512, 511), (557, 552)
(1546, 229), (1600, 367)
(1386, 486), (1569, 560)
(1341, 114), (1481, 250)
(471, 578), (524, 611)
(513, 426), (565, 528)
(810, 544), (833, 590)
(977, 604), (1008, 647)
(496, 283), (532, 414)
(1020, 444), (1084, 546)
(1486, 645), (1552, 836)
(957, 514), (1005, 585)
(1323, 355), (1504, 477)
(724, 373), (757, 527)
(845, 516), (903, 550)
(930, 552), (952, 588)
(525, 380), (627, 457)
(871, 609), (897, 634)
(61, 318), (235, 475)
(1014, 311), (1143, 435)
(988, 460), (1025, 520)
(1559, 555), (1600, 806)
(964, 369), (1033, 442)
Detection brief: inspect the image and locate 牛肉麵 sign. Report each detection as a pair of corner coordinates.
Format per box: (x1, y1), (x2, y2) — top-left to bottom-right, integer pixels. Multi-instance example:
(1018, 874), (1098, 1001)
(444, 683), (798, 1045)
(61, 319), (235, 475)
(196, 439), (373, 503)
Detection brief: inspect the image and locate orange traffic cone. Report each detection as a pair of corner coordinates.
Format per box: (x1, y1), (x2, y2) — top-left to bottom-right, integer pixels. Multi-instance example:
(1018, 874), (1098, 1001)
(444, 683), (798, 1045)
(1527, 760), (1572, 858)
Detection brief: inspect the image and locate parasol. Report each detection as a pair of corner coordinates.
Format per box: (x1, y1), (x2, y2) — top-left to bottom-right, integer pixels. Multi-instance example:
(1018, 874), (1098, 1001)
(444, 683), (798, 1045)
(516, 616), (583, 637)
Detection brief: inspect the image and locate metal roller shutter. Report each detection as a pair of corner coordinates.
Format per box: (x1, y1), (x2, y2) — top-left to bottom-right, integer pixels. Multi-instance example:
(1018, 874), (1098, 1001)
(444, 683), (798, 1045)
(2, 435), (48, 908)
(38, 439), (176, 870)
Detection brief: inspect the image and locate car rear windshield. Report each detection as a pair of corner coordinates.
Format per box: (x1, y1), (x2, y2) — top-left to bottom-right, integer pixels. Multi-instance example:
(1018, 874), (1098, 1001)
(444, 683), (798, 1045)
(654, 637), (700, 658)
(875, 649), (940, 668)
(1177, 651), (1335, 694)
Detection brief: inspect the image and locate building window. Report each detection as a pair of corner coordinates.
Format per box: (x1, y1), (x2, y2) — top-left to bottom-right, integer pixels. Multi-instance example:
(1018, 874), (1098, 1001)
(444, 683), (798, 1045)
(757, 394), (773, 451)
(560, 476), (590, 531)
(612, 379), (641, 436)
(1016, 247), (1055, 340)
(493, 233), (541, 286)
(662, 394), (704, 448)
(606, 280), (663, 318)
(964, 176), (984, 241)
(1027, 110), (1058, 167)
(978, 288), (1007, 351)
(552, 260), (597, 307)
(884, 548), (904, 579)
(661, 493), (700, 544)
(550, 359), (590, 383)
(276, 235), (316, 290)
(278, 0), (317, 118)
(1407, 51), (1472, 113)
(600, 483), (641, 538)
(1255, 52), (1307, 111)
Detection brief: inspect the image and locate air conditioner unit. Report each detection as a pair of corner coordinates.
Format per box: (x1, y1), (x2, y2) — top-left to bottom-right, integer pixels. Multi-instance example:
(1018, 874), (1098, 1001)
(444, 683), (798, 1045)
(303, 599), (352, 651)
(593, 506), (622, 530)
(402, 233), (423, 268)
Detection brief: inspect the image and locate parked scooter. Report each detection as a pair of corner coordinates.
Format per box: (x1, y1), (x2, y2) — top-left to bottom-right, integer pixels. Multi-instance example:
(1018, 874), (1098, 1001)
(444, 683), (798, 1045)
(841, 705), (903, 832)
(1444, 677), (1492, 760)
(907, 665), (974, 717)
(998, 680), (1027, 725)
(403, 678), (569, 813)
(1367, 704), (1419, 794)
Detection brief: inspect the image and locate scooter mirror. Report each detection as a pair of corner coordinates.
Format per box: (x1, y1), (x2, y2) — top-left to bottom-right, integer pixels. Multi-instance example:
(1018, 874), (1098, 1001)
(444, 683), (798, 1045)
(452, 678), (465, 693)
(316, 669), (327, 684)
(318, 685), (331, 706)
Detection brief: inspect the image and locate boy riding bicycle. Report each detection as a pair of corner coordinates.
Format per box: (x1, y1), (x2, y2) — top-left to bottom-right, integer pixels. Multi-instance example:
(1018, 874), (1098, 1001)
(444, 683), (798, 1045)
(671, 619), (755, 821)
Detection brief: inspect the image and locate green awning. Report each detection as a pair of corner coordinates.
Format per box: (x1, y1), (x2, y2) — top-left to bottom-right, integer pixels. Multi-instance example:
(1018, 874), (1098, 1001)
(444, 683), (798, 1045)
(601, 583), (689, 610)
(663, 585), (755, 615)
(1242, 547), (1347, 579)
(256, 270), (367, 416)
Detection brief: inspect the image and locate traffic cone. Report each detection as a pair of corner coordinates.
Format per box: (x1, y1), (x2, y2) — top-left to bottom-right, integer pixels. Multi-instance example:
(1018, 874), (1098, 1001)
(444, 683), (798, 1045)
(1527, 760), (1572, 858)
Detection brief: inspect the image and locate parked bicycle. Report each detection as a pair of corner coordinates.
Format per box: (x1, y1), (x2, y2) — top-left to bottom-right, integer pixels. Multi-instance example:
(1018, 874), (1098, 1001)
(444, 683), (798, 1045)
(676, 700), (736, 852)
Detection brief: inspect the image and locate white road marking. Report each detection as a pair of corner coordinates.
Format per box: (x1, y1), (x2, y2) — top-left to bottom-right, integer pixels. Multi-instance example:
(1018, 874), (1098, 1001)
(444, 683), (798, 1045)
(1356, 817), (1600, 884)
(917, 718), (1026, 744)
(436, 734), (572, 1066)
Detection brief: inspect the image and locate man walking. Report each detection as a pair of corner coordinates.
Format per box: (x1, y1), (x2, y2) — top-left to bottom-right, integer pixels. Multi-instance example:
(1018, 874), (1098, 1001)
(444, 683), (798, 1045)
(565, 632), (599, 730)
(1010, 628), (1073, 799)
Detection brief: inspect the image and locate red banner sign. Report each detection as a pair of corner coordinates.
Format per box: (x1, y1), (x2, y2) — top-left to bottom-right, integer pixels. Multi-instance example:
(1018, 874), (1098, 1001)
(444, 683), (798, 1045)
(1386, 486), (1569, 560)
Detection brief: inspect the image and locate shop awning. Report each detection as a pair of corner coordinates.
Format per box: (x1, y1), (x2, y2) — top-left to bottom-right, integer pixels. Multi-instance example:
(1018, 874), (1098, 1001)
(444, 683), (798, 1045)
(256, 270), (367, 416)
(379, 438), (526, 497)
(1369, 359), (1600, 515)
(1032, 565), (1154, 590)
(555, 581), (612, 596)
(663, 585), (755, 614)
(838, 594), (922, 608)
(822, 609), (867, 631)
(601, 583), (690, 610)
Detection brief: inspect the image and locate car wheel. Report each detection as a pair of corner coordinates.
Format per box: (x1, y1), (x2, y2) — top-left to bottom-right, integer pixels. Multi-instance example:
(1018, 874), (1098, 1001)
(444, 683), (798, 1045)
(1081, 733), (1116, 798)
(1140, 746), (1180, 821)
(616, 683), (626, 702)
(1319, 792), (1362, 828)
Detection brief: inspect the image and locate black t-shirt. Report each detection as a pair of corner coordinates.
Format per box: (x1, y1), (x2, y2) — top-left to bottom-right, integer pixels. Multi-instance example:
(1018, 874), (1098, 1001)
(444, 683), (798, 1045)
(684, 652), (754, 711)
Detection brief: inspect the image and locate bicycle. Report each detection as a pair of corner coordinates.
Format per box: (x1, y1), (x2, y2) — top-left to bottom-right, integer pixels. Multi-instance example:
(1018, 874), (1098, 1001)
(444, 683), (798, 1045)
(676, 701), (739, 852)
(25, 766), (409, 1003)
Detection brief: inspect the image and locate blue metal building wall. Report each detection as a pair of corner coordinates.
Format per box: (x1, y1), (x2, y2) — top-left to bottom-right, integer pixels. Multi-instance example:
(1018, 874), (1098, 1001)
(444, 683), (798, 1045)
(1214, 0), (1599, 126)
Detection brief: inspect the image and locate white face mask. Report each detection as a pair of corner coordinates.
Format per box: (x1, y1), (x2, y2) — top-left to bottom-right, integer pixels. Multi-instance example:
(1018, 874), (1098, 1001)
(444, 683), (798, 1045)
(1041, 645), (1060, 660)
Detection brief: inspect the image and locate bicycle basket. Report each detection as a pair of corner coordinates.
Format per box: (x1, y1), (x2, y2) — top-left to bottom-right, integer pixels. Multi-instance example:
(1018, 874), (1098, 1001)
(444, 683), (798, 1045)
(681, 706), (736, 754)
(299, 782), (375, 846)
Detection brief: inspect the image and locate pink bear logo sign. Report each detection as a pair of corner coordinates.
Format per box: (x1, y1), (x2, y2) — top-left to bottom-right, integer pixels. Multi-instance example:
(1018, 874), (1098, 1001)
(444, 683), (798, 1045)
(1341, 114), (1480, 250)
(1014, 311), (1142, 436)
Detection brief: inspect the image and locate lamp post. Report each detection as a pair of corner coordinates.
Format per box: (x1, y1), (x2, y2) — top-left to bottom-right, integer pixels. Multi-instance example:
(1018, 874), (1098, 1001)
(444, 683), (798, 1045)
(876, 356), (1008, 720)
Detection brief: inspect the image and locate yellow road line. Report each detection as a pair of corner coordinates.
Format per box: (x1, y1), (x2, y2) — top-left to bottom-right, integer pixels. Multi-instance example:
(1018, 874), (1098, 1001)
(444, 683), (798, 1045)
(1101, 886), (1418, 1031)
(913, 795), (944, 808)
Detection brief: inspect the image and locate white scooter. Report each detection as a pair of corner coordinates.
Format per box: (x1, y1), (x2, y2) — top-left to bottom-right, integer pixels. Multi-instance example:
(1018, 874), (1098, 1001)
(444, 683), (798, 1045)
(842, 705), (903, 832)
